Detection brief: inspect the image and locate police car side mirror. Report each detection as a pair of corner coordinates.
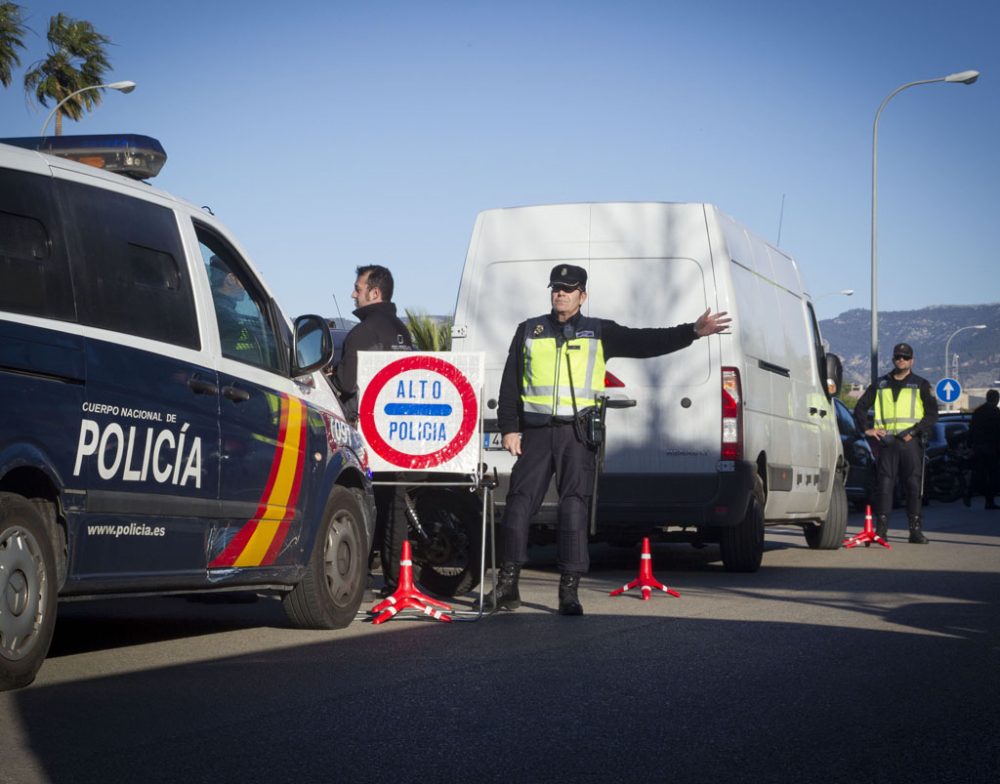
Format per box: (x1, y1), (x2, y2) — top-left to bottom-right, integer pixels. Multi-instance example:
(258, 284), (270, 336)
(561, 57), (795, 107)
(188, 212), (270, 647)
(292, 314), (333, 377)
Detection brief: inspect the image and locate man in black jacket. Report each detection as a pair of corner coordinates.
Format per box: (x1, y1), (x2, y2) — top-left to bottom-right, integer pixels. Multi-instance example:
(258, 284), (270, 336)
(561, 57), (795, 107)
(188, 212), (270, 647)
(333, 265), (413, 590)
(334, 265), (413, 423)
(965, 389), (1000, 509)
(479, 264), (731, 616)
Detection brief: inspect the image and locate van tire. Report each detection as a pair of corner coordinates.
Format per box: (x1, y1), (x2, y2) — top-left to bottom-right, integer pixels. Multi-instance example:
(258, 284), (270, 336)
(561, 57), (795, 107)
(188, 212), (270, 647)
(805, 476), (848, 550)
(283, 486), (366, 629)
(1, 493), (58, 691)
(720, 475), (764, 572)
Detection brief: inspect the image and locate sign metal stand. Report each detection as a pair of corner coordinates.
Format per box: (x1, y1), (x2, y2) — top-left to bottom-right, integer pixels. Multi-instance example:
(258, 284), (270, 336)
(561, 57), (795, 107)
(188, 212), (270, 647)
(353, 352), (496, 623)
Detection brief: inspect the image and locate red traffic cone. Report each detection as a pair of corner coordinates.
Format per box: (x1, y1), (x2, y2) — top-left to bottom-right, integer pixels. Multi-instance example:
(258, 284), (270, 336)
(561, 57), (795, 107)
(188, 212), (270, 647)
(609, 537), (680, 600)
(370, 540), (453, 624)
(843, 505), (891, 549)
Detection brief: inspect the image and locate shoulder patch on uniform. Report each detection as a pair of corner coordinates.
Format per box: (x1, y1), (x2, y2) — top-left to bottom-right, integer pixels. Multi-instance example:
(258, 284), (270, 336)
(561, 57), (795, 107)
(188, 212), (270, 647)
(533, 324), (544, 336)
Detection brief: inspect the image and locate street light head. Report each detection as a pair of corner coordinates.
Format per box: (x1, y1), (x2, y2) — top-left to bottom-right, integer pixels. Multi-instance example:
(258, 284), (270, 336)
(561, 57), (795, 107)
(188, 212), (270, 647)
(944, 70), (980, 85)
(107, 80), (137, 94)
(40, 79), (137, 136)
(973, 324), (987, 329)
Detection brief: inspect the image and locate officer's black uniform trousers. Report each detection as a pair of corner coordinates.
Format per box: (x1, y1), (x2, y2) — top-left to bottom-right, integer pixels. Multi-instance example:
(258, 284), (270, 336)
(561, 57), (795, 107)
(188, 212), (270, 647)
(500, 421), (597, 573)
(874, 436), (923, 517)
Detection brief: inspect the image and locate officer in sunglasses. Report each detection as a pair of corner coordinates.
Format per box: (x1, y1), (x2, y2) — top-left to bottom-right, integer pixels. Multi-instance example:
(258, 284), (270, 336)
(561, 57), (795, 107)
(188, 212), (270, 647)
(478, 264), (730, 615)
(854, 342), (938, 543)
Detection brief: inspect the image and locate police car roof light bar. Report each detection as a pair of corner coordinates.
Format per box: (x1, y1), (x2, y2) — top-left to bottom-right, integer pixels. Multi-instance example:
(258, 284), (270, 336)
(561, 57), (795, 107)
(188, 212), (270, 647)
(0, 134), (167, 180)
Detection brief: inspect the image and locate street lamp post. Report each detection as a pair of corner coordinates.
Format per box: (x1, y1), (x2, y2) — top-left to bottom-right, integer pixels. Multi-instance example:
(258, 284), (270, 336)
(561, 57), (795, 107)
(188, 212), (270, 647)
(40, 80), (137, 137)
(944, 324), (986, 379)
(869, 69), (980, 387)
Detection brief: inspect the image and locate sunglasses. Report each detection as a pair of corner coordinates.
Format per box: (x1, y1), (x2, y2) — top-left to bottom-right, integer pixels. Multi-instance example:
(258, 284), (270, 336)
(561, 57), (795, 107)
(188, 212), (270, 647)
(551, 284), (581, 293)
(893, 354), (912, 361)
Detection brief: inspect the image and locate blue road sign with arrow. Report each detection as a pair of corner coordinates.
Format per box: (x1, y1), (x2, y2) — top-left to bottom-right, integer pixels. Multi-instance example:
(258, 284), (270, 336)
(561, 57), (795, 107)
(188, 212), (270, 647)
(936, 377), (962, 404)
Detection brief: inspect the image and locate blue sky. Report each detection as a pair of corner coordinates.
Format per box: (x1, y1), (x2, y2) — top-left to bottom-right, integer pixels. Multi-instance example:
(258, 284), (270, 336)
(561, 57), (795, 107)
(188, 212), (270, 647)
(3, 0), (998, 323)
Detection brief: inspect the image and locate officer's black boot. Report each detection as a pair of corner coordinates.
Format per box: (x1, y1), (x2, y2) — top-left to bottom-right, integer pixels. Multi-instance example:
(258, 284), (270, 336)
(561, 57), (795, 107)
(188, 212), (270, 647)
(557, 572), (584, 616)
(875, 514), (889, 540)
(908, 515), (928, 544)
(475, 562), (521, 611)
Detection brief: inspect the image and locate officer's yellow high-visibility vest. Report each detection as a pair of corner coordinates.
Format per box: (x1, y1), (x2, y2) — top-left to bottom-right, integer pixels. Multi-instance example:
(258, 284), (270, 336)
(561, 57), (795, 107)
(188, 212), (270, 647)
(874, 382), (924, 433)
(521, 315), (606, 426)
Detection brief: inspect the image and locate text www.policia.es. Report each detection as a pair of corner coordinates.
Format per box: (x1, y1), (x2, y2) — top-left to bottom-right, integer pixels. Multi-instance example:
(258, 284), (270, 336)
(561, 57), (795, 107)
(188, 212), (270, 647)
(87, 523), (166, 538)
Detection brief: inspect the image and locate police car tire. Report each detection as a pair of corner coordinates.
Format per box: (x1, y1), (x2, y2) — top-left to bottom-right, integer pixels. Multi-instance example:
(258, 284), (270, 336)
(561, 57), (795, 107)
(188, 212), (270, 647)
(805, 475), (848, 550)
(0, 493), (58, 691)
(282, 486), (366, 629)
(719, 475), (764, 573)
(408, 486), (482, 598)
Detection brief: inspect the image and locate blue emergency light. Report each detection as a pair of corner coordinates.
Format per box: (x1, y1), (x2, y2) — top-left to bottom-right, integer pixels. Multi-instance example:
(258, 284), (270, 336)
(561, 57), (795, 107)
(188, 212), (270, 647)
(0, 134), (167, 180)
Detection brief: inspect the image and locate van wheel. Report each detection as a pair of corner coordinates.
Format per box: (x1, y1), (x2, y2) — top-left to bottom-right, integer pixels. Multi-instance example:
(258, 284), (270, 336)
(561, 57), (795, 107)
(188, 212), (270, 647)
(720, 475), (764, 572)
(283, 486), (366, 629)
(1, 493), (58, 691)
(805, 476), (848, 549)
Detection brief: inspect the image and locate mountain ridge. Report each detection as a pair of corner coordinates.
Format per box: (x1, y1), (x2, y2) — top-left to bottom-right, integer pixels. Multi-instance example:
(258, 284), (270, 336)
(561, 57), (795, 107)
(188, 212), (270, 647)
(820, 303), (1000, 387)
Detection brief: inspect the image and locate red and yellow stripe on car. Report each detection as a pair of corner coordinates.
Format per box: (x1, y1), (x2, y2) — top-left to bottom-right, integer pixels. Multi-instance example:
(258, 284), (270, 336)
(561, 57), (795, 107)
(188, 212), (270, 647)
(209, 396), (306, 568)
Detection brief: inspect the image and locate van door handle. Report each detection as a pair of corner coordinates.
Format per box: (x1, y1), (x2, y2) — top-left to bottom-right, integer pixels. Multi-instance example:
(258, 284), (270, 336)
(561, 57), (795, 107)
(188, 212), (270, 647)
(222, 384), (251, 403)
(188, 376), (219, 396)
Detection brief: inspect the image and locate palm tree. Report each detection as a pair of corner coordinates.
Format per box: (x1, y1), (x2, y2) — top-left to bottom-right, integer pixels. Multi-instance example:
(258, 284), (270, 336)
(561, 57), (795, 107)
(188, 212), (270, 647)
(0, 2), (27, 88)
(24, 13), (111, 135)
(405, 310), (452, 351)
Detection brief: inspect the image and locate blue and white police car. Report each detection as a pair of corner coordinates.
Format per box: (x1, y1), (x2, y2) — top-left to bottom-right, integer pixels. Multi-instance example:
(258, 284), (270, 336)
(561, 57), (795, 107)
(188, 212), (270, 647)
(0, 134), (375, 690)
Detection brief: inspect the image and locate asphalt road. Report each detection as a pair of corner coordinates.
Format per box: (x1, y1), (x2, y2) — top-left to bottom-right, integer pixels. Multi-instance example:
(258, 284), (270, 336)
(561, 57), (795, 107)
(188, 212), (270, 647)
(2, 502), (998, 784)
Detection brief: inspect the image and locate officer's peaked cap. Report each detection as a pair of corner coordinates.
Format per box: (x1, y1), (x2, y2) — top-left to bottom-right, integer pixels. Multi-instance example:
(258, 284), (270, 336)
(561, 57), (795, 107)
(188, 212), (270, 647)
(548, 264), (587, 290)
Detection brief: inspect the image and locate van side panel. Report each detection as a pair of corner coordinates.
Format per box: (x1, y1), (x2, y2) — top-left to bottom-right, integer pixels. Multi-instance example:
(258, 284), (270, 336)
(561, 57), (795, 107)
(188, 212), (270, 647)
(714, 210), (828, 518)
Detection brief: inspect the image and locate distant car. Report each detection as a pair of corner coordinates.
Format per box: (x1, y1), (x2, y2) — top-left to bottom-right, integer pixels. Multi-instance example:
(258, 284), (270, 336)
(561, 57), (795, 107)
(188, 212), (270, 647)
(834, 398), (877, 511)
(326, 321), (353, 366)
(927, 412), (972, 454)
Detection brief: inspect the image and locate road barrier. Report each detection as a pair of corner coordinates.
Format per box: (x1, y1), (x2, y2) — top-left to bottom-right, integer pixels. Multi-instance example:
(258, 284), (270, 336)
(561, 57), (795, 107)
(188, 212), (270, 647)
(369, 540), (453, 624)
(843, 505), (891, 549)
(609, 537), (681, 601)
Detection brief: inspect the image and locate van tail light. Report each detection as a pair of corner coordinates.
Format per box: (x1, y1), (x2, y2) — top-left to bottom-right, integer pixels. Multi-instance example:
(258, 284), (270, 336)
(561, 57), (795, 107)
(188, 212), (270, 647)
(721, 367), (742, 461)
(604, 371), (625, 388)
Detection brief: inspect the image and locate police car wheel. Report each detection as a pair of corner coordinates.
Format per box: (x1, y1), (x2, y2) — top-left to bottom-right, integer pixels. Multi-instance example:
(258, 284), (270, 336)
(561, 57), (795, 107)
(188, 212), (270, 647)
(0, 493), (58, 691)
(719, 474), (764, 573)
(282, 486), (366, 629)
(805, 475), (848, 550)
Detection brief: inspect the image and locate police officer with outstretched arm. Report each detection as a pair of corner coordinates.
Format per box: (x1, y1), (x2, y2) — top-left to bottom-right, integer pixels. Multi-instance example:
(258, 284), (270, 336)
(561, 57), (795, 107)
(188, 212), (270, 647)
(854, 342), (938, 543)
(479, 264), (731, 615)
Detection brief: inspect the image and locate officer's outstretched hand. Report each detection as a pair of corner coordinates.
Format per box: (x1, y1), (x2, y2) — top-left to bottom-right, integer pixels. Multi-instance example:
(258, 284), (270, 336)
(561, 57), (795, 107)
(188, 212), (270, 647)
(694, 309), (732, 337)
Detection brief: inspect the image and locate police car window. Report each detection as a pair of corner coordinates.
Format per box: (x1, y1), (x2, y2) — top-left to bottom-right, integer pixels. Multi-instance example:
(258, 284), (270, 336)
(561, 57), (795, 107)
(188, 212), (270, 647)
(0, 169), (75, 321)
(196, 229), (282, 373)
(58, 179), (199, 349)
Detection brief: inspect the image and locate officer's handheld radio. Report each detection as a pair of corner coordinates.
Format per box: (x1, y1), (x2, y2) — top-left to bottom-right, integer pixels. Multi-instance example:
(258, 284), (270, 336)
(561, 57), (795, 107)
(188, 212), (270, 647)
(559, 324), (636, 535)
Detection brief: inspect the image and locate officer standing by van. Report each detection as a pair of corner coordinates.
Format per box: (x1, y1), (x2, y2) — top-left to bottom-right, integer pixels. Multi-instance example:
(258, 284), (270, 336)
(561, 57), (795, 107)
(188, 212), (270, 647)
(480, 264), (731, 615)
(333, 265), (413, 591)
(854, 342), (938, 543)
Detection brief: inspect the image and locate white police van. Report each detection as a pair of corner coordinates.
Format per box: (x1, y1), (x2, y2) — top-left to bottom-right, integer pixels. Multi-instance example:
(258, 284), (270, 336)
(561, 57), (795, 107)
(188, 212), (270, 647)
(452, 202), (847, 572)
(0, 134), (374, 690)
